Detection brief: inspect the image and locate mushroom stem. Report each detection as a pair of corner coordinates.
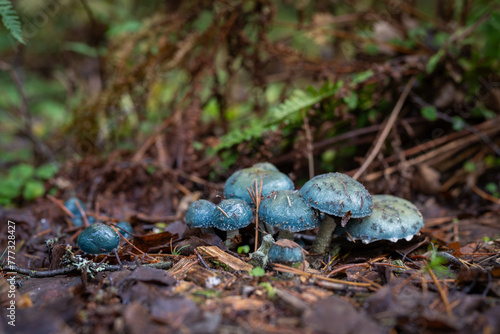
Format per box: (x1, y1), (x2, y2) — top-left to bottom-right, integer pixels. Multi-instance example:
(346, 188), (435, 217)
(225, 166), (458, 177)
(225, 229), (240, 249)
(278, 230), (295, 240)
(311, 215), (337, 254)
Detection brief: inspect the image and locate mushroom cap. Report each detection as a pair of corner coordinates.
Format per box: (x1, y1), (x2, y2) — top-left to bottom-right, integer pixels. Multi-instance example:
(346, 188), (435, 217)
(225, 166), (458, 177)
(335, 194), (424, 244)
(116, 221), (134, 239)
(212, 199), (253, 231)
(268, 239), (304, 264)
(259, 190), (322, 232)
(185, 199), (216, 228)
(299, 172), (373, 218)
(252, 162), (280, 172)
(77, 223), (120, 254)
(223, 165), (294, 205)
(65, 197), (95, 226)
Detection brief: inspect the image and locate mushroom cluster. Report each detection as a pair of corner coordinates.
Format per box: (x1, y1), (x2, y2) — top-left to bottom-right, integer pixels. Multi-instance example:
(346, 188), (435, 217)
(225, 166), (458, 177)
(185, 163), (425, 254)
(186, 198), (253, 248)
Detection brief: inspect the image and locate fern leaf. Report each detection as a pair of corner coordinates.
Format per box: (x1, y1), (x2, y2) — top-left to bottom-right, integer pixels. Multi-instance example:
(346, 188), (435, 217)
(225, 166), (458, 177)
(0, 0), (24, 44)
(214, 81), (342, 151)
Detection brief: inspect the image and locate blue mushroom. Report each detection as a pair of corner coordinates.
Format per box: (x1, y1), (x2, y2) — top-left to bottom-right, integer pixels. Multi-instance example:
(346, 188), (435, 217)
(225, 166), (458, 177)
(65, 197), (95, 226)
(335, 195), (424, 244)
(224, 163), (294, 206)
(212, 199), (253, 249)
(116, 221), (134, 239)
(185, 199), (217, 233)
(268, 239), (305, 265)
(252, 162), (280, 172)
(77, 223), (120, 255)
(259, 190), (322, 240)
(300, 173), (373, 254)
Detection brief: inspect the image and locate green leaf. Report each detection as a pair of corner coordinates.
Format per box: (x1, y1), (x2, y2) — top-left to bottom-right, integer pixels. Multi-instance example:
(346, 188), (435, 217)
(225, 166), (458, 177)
(249, 267), (265, 277)
(9, 163), (35, 181)
(452, 116), (466, 131)
(0, 178), (23, 199)
(421, 106), (438, 121)
(463, 161), (476, 172)
(351, 70), (374, 85)
(23, 180), (45, 201)
(426, 49), (444, 74)
(485, 182), (499, 197)
(343, 92), (358, 110)
(35, 163), (59, 180)
(214, 81), (342, 152)
(0, 0), (24, 44)
(237, 245), (251, 254)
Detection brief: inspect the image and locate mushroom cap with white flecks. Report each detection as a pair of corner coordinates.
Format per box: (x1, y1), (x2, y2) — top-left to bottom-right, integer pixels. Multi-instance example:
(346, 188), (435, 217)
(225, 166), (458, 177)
(185, 199), (216, 228)
(252, 162), (280, 172)
(335, 194), (424, 243)
(212, 199), (253, 231)
(224, 164), (294, 206)
(268, 239), (304, 263)
(259, 190), (322, 232)
(299, 172), (373, 218)
(77, 223), (120, 254)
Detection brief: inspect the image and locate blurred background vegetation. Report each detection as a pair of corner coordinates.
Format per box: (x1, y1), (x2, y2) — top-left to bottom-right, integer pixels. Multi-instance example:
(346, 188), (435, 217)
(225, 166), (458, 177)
(1, 0), (499, 207)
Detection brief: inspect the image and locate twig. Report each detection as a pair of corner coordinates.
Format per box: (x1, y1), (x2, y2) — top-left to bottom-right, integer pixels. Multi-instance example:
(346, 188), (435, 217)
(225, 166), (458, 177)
(361, 123), (500, 182)
(75, 200), (90, 227)
(47, 194), (75, 219)
(471, 185), (500, 205)
(247, 179), (263, 252)
(353, 76), (416, 180)
(410, 92), (500, 156)
(302, 109), (315, 179)
(272, 263), (372, 287)
(194, 249), (211, 270)
(425, 260), (453, 316)
(3, 262), (172, 278)
(110, 225), (158, 263)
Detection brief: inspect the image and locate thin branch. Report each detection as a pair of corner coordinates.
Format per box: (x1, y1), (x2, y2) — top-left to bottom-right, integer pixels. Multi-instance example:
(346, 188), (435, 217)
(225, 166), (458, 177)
(302, 109), (314, 179)
(3, 262), (172, 278)
(353, 76), (416, 180)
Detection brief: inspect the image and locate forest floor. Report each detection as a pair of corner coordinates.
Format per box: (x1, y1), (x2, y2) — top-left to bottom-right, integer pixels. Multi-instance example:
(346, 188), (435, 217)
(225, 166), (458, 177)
(1, 156), (500, 334)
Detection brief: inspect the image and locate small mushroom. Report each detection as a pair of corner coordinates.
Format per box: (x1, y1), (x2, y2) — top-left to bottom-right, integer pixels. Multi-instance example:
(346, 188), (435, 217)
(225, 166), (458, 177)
(77, 223), (120, 255)
(224, 163), (294, 206)
(252, 162), (279, 172)
(65, 197), (95, 226)
(259, 190), (322, 240)
(335, 194), (424, 244)
(300, 172), (373, 254)
(268, 239), (305, 266)
(212, 199), (253, 249)
(116, 221), (134, 239)
(185, 199), (217, 234)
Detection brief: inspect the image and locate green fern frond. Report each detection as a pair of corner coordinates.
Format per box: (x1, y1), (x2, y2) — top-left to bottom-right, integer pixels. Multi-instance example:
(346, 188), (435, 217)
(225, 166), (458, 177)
(0, 0), (24, 44)
(214, 81), (343, 151)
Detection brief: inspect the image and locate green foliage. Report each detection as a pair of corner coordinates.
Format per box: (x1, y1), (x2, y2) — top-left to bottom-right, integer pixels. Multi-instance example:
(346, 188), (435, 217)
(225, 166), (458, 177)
(258, 282), (276, 299)
(421, 106), (438, 122)
(485, 182), (499, 198)
(0, 163), (59, 205)
(23, 180), (45, 201)
(237, 245), (251, 254)
(463, 161), (476, 172)
(249, 267), (266, 277)
(426, 49), (445, 74)
(0, 0), (24, 44)
(451, 116), (466, 131)
(423, 246), (455, 279)
(215, 81), (343, 152)
(171, 244), (190, 256)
